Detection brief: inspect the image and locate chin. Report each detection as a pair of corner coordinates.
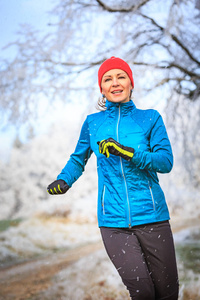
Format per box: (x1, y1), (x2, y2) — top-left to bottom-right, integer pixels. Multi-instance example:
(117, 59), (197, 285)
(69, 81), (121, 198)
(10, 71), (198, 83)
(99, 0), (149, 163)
(109, 97), (127, 102)
(111, 99), (129, 103)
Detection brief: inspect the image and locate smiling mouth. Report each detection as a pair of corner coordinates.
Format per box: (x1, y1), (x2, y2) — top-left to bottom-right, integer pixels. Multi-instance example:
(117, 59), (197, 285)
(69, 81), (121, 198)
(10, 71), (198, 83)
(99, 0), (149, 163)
(112, 90), (123, 94)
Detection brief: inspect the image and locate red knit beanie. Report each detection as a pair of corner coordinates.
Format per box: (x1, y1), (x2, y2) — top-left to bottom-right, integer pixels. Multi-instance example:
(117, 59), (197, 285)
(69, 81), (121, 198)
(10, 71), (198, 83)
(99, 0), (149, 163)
(98, 56), (134, 92)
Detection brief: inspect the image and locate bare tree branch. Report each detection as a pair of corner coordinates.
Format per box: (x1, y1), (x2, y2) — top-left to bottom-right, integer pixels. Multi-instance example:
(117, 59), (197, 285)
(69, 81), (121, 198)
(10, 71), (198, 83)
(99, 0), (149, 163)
(134, 61), (200, 79)
(139, 13), (200, 66)
(95, 0), (150, 12)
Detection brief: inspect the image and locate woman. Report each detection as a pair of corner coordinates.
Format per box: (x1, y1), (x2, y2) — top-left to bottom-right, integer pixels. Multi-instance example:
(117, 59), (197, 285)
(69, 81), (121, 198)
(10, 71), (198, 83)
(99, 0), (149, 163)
(47, 57), (179, 300)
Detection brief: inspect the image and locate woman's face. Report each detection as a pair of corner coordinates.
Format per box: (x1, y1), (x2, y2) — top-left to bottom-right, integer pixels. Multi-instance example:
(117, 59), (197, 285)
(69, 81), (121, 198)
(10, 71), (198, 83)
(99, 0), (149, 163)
(101, 69), (132, 103)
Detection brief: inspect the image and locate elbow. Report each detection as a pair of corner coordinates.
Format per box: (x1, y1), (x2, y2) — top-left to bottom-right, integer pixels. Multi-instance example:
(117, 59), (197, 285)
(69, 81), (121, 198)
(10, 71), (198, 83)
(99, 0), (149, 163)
(160, 158), (173, 173)
(165, 163), (173, 173)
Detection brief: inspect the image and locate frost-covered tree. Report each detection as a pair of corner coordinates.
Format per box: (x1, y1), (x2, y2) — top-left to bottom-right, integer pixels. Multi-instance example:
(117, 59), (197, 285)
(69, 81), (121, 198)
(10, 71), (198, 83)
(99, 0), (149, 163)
(0, 0), (199, 126)
(0, 119), (98, 220)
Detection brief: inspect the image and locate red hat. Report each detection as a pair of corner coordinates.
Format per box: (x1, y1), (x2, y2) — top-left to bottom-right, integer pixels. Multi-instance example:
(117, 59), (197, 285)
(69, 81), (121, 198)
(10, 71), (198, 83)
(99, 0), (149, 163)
(98, 56), (134, 92)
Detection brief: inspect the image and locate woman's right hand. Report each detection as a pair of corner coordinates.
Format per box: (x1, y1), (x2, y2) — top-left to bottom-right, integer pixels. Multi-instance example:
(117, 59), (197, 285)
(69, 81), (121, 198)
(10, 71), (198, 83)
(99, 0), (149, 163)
(47, 179), (69, 195)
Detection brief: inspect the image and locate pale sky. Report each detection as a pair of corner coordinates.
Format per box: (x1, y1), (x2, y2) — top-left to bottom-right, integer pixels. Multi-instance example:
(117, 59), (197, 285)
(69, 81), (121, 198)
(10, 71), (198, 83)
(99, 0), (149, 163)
(0, 0), (55, 57)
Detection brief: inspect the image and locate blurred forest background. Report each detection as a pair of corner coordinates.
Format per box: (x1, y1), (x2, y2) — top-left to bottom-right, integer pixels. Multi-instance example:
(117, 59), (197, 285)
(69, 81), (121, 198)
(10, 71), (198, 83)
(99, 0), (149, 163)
(0, 0), (200, 299)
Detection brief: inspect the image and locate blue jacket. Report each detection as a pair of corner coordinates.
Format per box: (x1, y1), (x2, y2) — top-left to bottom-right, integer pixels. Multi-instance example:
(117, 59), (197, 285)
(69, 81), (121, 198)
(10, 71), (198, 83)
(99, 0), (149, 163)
(57, 100), (173, 228)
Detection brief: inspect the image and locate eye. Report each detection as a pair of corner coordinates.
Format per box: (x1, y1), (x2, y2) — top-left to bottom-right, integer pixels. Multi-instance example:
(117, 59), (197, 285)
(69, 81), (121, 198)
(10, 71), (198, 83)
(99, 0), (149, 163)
(104, 78), (111, 82)
(118, 76), (125, 79)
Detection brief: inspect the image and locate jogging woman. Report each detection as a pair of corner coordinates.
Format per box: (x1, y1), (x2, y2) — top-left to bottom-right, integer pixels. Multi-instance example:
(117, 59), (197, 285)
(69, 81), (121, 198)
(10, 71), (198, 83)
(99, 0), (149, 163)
(47, 57), (179, 300)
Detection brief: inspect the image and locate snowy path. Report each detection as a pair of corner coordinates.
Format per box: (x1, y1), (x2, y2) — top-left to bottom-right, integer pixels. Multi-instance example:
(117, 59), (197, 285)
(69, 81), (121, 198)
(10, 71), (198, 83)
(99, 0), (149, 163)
(0, 241), (103, 300)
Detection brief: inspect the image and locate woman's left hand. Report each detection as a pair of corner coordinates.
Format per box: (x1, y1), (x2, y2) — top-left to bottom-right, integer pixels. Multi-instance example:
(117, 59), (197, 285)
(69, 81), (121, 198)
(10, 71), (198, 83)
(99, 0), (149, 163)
(97, 138), (134, 161)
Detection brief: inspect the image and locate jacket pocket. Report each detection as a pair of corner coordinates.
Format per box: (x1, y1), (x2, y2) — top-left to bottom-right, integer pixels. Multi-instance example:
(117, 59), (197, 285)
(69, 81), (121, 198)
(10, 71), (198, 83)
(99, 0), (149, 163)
(101, 185), (106, 215)
(148, 181), (155, 211)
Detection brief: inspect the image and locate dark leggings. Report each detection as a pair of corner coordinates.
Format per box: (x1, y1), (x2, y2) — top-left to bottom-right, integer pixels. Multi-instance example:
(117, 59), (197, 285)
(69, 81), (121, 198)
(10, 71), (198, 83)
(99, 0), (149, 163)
(100, 221), (179, 300)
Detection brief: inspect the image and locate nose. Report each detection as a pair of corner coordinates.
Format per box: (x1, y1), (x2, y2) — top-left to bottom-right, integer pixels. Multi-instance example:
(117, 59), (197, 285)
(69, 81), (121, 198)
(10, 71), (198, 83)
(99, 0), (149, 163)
(112, 77), (119, 86)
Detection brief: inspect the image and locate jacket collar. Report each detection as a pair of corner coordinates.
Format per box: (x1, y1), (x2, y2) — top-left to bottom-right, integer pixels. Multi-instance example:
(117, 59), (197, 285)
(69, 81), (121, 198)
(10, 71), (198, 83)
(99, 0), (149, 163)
(106, 99), (136, 113)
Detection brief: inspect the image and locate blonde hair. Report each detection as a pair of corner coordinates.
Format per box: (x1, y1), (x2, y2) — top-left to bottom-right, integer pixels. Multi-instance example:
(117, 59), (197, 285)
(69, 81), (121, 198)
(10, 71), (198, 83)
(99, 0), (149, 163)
(96, 95), (107, 111)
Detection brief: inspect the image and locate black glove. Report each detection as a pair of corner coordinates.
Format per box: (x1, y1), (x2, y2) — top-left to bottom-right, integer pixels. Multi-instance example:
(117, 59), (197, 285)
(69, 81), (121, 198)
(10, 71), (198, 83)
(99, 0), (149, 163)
(47, 179), (69, 195)
(97, 138), (134, 161)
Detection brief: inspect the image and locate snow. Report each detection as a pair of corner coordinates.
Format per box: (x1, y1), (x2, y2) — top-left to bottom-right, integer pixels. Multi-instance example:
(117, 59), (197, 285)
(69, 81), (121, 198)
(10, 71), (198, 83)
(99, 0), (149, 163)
(0, 117), (98, 220)
(42, 249), (130, 300)
(0, 215), (100, 267)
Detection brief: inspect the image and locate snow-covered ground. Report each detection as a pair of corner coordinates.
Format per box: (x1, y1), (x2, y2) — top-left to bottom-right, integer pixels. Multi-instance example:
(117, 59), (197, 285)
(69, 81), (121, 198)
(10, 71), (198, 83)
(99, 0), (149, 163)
(0, 187), (100, 268)
(42, 248), (130, 300)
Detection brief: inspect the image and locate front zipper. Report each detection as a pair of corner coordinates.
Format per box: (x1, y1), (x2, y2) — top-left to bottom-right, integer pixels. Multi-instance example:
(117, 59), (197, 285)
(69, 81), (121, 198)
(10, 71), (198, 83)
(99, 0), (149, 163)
(148, 181), (155, 211)
(117, 105), (132, 228)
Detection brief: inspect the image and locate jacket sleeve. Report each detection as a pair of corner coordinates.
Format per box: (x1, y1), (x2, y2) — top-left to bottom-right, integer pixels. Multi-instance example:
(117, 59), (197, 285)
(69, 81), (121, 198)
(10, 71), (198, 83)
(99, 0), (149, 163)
(131, 111), (173, 173)
(57, 117), (93, 187)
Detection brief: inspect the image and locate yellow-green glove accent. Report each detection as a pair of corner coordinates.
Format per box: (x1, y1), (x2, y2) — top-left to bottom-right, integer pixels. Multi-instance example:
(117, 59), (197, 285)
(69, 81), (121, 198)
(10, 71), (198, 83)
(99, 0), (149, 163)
(97, 138), (134, 161)
(47, 179), (69, 195)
